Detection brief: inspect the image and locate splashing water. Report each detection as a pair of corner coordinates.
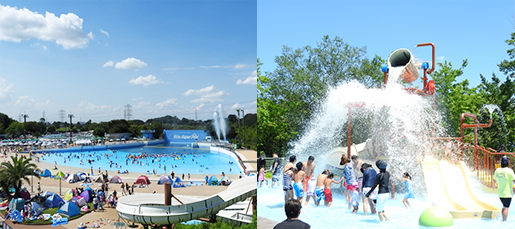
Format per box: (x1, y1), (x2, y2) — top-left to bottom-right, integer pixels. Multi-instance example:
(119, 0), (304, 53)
(288, 67), (446, 195)
(212, 104), (227, 141)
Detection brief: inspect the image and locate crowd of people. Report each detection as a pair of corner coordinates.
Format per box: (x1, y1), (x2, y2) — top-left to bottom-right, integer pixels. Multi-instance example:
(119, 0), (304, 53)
(260, 154), (420, 227)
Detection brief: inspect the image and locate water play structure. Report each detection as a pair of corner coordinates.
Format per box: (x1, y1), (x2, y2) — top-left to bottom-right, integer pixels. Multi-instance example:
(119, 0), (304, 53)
(116, 176), (256, 227)
(279, 42), (509, 225)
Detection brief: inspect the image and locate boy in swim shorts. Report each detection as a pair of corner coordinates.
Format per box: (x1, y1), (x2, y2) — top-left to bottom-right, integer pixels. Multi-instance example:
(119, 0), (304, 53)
(293, 162), (306, 202)
(323, 172), (343, 207)
(314, 170), (328, 206)
(302, 156), (316, 205)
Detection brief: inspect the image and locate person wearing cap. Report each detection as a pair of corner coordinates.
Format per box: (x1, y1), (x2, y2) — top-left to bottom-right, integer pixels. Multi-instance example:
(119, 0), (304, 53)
(365, 160), (390, 222)
(494, 156), (515, 222)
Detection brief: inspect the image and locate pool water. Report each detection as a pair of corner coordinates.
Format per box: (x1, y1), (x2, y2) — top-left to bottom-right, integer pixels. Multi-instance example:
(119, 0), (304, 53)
(39, 145), (242, 175)
(258, 185), (513, 228)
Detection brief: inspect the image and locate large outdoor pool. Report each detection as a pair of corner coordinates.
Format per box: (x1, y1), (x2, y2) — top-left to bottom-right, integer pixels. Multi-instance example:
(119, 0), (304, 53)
(39, 145), (242, 175)
(258, 185), (512, 229)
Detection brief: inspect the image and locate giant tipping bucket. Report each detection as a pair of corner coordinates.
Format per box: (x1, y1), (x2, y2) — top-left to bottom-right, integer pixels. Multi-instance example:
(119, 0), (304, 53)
(388, 48), (419, 83)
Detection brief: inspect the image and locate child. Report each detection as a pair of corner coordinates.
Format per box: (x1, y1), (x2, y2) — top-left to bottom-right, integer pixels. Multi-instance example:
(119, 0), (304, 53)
(283, 167), (295, 203)
(397, 172), (414, 208)
(323, 172), (343, 207)
(365, 160), (390, 222)
(293, 162), (306, 202)
(258, 165), (269, 187)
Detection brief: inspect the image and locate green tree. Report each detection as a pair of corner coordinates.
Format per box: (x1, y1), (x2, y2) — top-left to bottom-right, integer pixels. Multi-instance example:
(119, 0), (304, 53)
(0, 156), (40, 199)
(258, 36), (384, 156)
(431, 60), (483, 136)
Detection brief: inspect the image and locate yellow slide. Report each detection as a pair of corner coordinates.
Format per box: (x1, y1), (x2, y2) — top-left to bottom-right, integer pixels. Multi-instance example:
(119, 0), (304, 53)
(422, 158), (500, 219)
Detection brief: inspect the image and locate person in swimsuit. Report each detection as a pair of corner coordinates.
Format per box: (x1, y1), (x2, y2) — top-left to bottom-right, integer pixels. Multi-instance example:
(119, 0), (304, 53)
(258, 165), (268, 187)
(342, 155), (358, 210)
(314, 170), (328, 206)
(365, 160), (390, 222)
(283, 167), (295, 203)
(293, 162), (306, 202)
(302, 156), (316, 205)
(323, 172), (343, 207)
(396, 172), (414, 208)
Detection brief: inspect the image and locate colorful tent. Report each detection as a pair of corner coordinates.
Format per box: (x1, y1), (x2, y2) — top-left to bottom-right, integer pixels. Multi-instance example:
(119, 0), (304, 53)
(172, 177), (185, 188)
(43, 193), (64, 208)
(93, 175), (104, 183)
(8, 198), (25, 211)
(31, 202), (42, 216)
(57, 202), (80, 217)
(55, 171), (65, 179)
(157, 175), (172, 185)
(20, 188), (31, 200)
(69, 196), (86, 207)
(208, 176), (219, 186)
(63, 189), (74, 201)
(79, 189), (91, 202)
(40, 169), (51, 177)
(135, 175), (150, 185)
(219, 176), (232, 186)
(109, 176), (122, 183)
(66, 174), (80, 183)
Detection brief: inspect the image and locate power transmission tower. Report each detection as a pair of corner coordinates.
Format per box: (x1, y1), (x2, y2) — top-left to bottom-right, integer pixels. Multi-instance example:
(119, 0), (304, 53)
(58, 110), (65, 123)
(124, 104), (133, 121)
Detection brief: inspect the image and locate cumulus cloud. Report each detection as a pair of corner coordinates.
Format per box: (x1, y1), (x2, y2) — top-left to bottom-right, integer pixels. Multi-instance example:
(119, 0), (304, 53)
(183, 85), (216, 96)
(236, 70), (257, 85)
(234, 64), (246, 69)
(156, 98), (178, 108)
(0, 78), (14, 99)
(15, 95), (35, 106)
(437, 56), (445, 60)
(129, 75), (163, 86)
(114, 57), (147, 70)
(100, 29), (109, 37)
(103, 61), (114, 67)
(183, 85), (228, 103)
(231, 101), (257, 113)
(0, 4), (93, 49)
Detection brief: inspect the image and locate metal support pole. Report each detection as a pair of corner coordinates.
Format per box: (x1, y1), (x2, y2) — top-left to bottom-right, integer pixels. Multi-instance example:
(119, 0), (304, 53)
(347, 108), (352, 160)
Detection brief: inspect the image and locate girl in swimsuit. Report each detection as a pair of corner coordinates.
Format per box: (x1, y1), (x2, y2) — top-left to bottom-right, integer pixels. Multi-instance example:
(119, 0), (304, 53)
(396, 172), (414, 208)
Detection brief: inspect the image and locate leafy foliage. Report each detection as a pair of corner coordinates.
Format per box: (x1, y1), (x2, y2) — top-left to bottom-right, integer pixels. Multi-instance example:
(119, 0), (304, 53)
(0, 156), (40, 199)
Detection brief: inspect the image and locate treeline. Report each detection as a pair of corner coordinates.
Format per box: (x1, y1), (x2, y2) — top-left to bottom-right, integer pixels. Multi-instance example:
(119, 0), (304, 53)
(0, 113), (257, 150)
(258, 34), (515, 156)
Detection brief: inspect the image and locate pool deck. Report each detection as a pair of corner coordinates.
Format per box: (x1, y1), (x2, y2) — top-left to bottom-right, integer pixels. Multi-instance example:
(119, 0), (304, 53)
(257, 216), (278, 228)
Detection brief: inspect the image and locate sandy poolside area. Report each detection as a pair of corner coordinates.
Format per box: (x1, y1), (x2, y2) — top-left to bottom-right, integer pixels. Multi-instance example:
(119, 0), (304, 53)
(1, 148), (257, 228)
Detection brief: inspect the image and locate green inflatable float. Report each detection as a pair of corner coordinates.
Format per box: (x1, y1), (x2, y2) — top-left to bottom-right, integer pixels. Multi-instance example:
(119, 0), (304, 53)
(419, 206), (454, 228)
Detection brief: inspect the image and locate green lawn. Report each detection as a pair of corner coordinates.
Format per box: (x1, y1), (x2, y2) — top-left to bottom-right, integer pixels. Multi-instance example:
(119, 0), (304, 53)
(13, 202), (94, 225)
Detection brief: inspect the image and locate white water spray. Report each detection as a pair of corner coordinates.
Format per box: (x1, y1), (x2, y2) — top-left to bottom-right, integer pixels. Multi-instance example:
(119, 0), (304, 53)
(212, 104), (227, 141)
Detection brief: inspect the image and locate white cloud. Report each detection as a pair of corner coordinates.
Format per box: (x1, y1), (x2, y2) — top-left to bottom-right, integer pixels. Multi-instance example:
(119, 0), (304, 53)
(234, 64), (246, 69)
(437, 56), (445, 60)
(129, 75), (163, 86)
(100, 29), (109, 37)
(0, 4), (93, 49)
(156, 98), (178, 108)
(236, 70), (257, 85)
(115, 57), (147, 70)
(191, 90), (228, 103)
(231, 101), (257, 113)
(103, 61), (114, 67)
(15, 95), (35, 106)
(0, 78), (14, 99)
(183, 85), (216, 96)
(183, 85), (228, 103)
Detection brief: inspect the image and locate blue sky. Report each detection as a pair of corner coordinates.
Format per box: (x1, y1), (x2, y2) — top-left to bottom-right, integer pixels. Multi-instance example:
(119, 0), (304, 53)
(0, 0), (257, 123)
(258, 0), (515, 89)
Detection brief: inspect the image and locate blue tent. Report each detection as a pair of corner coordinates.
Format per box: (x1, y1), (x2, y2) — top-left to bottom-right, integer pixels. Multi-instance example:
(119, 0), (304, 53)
(43, 193), (64, 208)
(57, 202), (80, 217)
(40, 169), (51, 177)
(8, 198), (25, 211)
(31, 202), (42, 216)
(172, 177), (185, 188)
(208, 176), (219, 186)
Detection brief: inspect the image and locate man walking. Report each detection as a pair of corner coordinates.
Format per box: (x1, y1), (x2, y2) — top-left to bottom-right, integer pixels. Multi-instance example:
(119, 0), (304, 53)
(494, 156), (515, 222)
